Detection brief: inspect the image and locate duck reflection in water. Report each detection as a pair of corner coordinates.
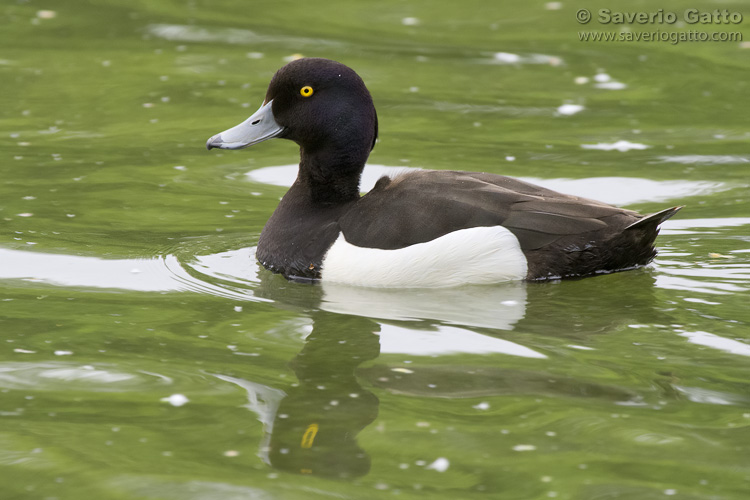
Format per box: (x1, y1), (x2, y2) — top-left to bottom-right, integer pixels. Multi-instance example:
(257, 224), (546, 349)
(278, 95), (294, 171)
(268, 313), (380, 477)
(218, 312), (381, 478)
(216, 269), (672, 478)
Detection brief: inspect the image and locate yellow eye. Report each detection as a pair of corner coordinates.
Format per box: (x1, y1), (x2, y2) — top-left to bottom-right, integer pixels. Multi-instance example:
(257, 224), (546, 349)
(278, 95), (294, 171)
(300, 85), (314, 97)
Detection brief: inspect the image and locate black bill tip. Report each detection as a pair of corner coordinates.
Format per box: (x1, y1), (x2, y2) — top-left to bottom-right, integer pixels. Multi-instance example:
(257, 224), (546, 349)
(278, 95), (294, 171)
(206, 134), (222, 150)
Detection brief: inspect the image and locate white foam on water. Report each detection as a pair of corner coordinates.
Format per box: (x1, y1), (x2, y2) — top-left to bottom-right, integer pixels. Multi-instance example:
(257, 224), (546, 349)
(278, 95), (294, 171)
(581, 140), (648, 151)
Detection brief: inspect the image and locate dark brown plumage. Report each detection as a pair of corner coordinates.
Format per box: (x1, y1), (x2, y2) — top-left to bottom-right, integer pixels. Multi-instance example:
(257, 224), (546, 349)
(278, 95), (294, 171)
(337, 171), (681, 279)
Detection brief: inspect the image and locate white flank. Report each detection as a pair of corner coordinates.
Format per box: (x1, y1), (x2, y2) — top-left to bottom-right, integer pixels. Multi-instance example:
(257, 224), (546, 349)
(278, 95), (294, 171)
(321, 226), (527, 288)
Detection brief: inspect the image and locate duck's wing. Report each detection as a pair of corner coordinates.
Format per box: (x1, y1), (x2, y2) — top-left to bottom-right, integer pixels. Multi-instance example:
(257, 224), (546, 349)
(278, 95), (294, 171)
(339, 170), (639, 251)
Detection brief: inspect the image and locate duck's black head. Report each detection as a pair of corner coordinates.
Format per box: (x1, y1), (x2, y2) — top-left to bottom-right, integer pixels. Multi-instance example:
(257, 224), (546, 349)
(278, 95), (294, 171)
(207, 58), (378, 203)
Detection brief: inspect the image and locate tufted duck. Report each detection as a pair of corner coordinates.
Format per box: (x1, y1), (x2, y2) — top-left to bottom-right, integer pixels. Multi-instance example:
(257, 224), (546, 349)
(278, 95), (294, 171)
(207, 58), (681, 287)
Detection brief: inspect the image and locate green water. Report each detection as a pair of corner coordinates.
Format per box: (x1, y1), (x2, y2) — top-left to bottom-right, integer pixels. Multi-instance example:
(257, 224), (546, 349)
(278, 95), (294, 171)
(2, 0), (750, 498)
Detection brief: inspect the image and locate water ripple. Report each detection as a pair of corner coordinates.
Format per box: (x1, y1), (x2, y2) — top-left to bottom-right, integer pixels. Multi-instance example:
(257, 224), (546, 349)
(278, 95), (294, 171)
(0, 362), (172, 392)
(478, 52), (564, 66)
(145, 24), (343, 48)
(676, 330), (750, 357)
(246, 164), (728, 205)
(657, 155), (750, 165)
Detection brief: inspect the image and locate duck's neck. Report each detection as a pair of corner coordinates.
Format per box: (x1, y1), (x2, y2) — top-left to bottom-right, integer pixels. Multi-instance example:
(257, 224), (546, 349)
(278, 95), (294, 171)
(297, 146), (365, 205)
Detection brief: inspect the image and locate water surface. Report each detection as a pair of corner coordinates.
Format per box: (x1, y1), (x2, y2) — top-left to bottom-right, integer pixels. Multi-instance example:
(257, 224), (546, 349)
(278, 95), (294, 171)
(1, 1), (749, 499)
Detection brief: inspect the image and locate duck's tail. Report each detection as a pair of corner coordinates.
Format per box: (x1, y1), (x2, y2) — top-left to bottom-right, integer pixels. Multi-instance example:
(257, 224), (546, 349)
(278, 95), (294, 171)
(625, 206), (684, 232)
